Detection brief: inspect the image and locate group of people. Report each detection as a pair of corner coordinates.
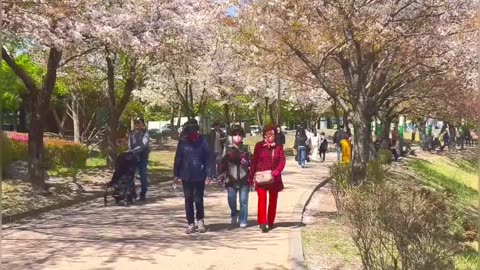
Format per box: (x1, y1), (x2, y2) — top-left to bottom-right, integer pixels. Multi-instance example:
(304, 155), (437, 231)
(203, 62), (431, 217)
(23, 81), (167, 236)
(172, 120), (286, 234)
(293, 127), (329, 168)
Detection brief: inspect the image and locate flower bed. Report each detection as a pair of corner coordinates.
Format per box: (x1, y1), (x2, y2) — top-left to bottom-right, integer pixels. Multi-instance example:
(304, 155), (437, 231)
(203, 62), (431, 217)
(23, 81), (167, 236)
(2, 132), (89, 170)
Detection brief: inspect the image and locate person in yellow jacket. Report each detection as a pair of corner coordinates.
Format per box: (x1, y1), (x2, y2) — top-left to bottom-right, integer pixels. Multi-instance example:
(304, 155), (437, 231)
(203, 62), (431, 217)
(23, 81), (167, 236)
(340, 138), (351, 164)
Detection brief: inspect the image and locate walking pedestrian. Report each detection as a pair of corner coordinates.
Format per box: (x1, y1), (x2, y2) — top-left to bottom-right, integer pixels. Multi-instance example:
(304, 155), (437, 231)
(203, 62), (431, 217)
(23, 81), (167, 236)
(249, 124), (286, 233)
(319, 132), (328, 162)
(294, 128), (308, 168)
(308, 131), (321, 162)
(333, 127), (349, 162)
(275, 125), (286, 146)
(207, 123), (227, 181)
(173, 119), (210, 234)
(219, 125), (252, 228)
(127, 118), (150, 201)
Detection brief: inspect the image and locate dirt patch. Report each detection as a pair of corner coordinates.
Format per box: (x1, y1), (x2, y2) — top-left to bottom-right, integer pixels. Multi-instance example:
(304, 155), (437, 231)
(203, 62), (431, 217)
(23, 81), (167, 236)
(2, 148), (175, 220)
(302, 183), (361, 270)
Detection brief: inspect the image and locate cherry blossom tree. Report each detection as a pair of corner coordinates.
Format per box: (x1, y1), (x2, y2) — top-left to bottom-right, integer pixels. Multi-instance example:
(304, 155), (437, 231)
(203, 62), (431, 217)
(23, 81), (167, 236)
(233, 0), (476, 184)
(2, 0), (94, 190)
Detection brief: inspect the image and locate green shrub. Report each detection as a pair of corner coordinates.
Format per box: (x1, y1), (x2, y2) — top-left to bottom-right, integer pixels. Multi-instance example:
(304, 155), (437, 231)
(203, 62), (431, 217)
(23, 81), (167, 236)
(329, 162), (352, 214)
(44, 138), (89, 169)
(11, 140), (28, 161)
(344, 184), (458, 270)
(3, 135), (88, 170)
(1, 132), (14, 170)
(377, 149), (393, 165)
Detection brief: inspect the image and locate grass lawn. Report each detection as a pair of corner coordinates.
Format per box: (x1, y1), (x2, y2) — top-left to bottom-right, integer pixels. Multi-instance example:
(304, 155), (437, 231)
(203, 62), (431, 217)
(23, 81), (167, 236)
(409, 156), (477, 211)
(302, 221), (360, 270)
(244, 134), (296, 155)
(407, 151), (478, 270)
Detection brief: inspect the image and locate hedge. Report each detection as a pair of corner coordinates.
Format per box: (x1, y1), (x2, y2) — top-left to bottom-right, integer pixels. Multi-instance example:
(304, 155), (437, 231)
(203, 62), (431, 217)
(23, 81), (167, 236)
(3, 132), (89, 170)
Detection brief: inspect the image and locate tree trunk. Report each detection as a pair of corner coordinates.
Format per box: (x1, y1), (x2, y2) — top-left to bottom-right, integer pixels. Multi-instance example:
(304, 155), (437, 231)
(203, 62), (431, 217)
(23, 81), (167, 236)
(256, 105), (263, 128)
(52, 108), (66, 139)
(176, 109), (182, 129)
(224, 103), (230, 132)
(343, 111), (349, 130)
(105, 54), (117, 168)
(104, 53), (137, 168)
(350, 109), (372, 186)
(332, 101), (341, 129)
(268, 103), (275, 124)
(106, 112), (118, 168)
(29, 48), (63, 190)
(28, 113), (48, 190)
(18, 105), (27, 132)
(276, 75), (282, 125)
(72, 101), (80, 143)
(380, 118), (392, 150)
(169, 105), (175, 127)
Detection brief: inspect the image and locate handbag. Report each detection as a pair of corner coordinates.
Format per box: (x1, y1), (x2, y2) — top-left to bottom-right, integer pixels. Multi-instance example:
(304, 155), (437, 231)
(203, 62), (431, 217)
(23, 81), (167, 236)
(254, 149), (275, 185)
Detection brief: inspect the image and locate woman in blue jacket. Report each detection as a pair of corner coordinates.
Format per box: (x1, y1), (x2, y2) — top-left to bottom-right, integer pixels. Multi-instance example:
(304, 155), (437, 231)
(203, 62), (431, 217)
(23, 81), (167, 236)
(173, 119), (210, 234)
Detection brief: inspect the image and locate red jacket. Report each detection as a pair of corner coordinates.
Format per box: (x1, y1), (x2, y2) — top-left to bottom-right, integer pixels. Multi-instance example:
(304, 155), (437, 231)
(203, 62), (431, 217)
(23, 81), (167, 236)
(248, 141), (286, 192)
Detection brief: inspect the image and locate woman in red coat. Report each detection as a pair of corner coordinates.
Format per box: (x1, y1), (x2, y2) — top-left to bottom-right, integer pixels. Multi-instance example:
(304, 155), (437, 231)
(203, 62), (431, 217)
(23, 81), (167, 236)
(249, 124), (286, 233)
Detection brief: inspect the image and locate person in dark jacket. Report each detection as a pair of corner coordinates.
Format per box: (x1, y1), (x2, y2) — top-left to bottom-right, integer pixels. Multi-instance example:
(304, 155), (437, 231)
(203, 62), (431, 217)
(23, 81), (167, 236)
(319, 132), (328, 162)
(294, 128), (308, 168)
(127, 118), (150, 201)
(275, 126), (286, 146)
(219, 125), (252, 228)
(173, 119), (210, 234)
(332, 127), (348, 161)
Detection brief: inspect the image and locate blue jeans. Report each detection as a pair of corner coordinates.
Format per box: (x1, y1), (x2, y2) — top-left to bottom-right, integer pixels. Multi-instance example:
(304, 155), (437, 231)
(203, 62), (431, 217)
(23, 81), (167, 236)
(227, 185), (249, 225)
(137, 159), (148, 196)
(297, 146), (306, 167)
(336, 144), (342, 161)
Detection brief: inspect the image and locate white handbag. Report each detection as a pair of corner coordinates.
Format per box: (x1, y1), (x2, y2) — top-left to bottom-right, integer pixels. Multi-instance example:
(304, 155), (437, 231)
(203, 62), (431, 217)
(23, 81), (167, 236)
(254, 149), (275, 185)
(254, 170), (273, 184)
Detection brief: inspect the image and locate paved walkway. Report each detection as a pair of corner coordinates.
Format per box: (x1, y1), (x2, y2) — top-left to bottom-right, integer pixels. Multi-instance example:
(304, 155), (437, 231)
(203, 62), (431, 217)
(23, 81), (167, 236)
(2, 155), (333, 270)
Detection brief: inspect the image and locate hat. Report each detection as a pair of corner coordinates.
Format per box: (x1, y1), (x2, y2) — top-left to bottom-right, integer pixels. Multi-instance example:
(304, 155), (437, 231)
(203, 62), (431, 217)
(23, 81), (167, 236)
(230, 125), (245, 137)
(134, 117), (145, 124)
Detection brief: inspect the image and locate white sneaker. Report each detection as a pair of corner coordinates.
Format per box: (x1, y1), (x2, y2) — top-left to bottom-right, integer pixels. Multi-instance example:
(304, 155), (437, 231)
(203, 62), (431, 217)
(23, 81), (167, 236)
(240, 223), (247, 228)
(186, 224), (195, 234)
(231, 216), (238, 225)
(197, 219), (206, 233)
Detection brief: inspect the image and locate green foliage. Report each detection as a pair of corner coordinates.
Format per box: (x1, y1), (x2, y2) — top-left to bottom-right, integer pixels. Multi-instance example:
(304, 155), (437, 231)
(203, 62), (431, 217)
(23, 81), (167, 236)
(377, 149), (393, 165)
(410, 160), (477, 209)
(44, 139), (89, 170)
(1, 132), (14, 171)
(5, 136), (88, 170)
(1, 60), (26, 111)
(10, 140), (29, 161)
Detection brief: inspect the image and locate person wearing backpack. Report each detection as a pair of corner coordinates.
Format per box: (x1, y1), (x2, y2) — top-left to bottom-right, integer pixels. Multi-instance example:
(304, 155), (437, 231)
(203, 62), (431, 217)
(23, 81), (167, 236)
(173, 119), (210, 234)
(219, 125), (252, 228)
(127, 117), (150, 201)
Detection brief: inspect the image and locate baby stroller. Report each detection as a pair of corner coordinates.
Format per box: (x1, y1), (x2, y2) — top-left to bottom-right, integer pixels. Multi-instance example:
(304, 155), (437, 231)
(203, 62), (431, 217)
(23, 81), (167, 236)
(104, 152), (138, 207)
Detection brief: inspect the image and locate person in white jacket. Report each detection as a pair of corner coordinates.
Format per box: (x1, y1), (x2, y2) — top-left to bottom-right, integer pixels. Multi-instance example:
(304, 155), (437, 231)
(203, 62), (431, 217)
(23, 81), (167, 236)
(307, 131), (321, 162)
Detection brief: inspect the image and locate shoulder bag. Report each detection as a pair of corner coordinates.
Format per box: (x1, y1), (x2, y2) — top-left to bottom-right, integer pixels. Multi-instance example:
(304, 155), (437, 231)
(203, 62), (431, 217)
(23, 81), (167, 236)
(254, 148), (275, 185)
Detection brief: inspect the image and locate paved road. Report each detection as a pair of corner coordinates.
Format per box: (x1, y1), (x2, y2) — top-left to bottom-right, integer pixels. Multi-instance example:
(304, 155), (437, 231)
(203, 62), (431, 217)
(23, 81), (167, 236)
(2, 155), (332, 270)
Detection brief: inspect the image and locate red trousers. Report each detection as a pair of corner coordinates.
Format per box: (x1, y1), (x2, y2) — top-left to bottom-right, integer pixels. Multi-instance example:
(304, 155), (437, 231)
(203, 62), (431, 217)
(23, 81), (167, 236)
(257, 188), (278, 225)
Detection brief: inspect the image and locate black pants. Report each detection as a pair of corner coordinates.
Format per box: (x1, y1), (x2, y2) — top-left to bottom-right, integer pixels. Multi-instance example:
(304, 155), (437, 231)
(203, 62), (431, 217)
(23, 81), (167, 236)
(319, 149), (326, 161)
(182, 180), (205, 224)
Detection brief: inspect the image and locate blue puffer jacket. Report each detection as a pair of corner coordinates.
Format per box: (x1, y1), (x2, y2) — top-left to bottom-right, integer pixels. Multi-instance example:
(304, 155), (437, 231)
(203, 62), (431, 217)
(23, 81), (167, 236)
(173, 136), (210, 182)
